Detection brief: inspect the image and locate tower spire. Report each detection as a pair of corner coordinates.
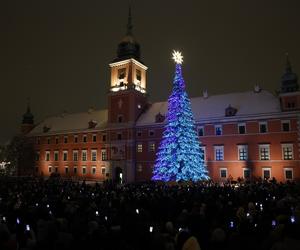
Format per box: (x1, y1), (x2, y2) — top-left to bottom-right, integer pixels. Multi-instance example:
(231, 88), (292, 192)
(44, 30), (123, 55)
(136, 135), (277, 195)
(126, 2), (133, 35)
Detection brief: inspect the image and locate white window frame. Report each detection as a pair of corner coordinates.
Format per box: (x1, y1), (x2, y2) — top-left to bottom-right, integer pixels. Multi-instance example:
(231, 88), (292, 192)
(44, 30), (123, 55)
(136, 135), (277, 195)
(243, 168), (251, 179)
(101, 167), (106, 175)
(281, 143), (293, 160)
(137, 164), (143, 172)
(82, 166), (87, 175)
(63, 150), (68, 161)
(137, 143), (143, 153)
(198, 126), (204, 136)
(101, 149), (107, 161)
(148, 142), (155, 152)
(45, 151), (50, 161)
(91, 166), (96, 175)
(82, 150), (87, 161)
(214, 146), (224, 161)
(54, 151), (59, 161)
(259, 144), (270, 160)
(259, 121), (268, 133)
(262, 167), (271, 179)
(92, 134), (97, 142)
(73, 150), (78, 161)
(238, 145), (248, 161)
(48, 166), (52, 173)
(284, 168), (293, 180)
(91, 150), (97, 161)
(238, 123), (246, 134)
(281, 120), (290, 132)
(215, 125), (222, 136)
(220, 168), (227, 178)
(73, 166), (77, 174)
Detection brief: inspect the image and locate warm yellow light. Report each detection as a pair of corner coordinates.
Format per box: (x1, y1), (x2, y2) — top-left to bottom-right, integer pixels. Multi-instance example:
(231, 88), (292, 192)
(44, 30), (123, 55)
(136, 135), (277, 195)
(172, 50), (183, 64)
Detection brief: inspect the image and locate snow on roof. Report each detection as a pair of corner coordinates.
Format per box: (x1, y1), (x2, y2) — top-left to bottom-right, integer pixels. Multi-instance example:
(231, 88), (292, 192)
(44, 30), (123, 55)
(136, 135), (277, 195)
(29, 109), (108, 135)
(137, 90), (281, 126)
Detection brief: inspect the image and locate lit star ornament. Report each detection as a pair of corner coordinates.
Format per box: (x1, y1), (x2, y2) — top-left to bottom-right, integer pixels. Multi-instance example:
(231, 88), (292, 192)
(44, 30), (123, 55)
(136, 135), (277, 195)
(172, 50), (183, 64)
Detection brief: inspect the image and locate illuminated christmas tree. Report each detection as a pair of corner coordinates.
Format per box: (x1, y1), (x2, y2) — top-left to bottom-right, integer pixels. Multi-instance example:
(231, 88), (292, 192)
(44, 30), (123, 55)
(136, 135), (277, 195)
(152, 51), (209, 181)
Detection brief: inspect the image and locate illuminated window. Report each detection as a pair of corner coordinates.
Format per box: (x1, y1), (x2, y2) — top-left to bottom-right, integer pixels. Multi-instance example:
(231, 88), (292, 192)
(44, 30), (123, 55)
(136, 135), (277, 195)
(63, 151), (68, 161)
(215, 125), (222, 135)
(284, 168), (293, 180)
(45, 151), (50, 161)
(262, 168), (271, 179)
(220, 168), (227, 178)
(136, 69), (141, 81)
(282, 144), (293, 160)
(118, 68), (126, 79)
(73, 150), (78, 161)
(238, 123), (246, 134)
(214, 146), (224, 161)
(198, 126), (204, 136)
(238, 145), (248, 161)
(137, 143), (143, 153)
(137, 164), (142, 172)
(200, 146), (206, 161)
(149, 142), (155, 152)
(54, 151), (59, 161)
(82, 150), (87, 161)
(259, 122), (267, 133)
(91, 150), (97, 161)
(259, 145), (270, 160)
(281, 120), (290, 132)
(101, 149), (107, 161)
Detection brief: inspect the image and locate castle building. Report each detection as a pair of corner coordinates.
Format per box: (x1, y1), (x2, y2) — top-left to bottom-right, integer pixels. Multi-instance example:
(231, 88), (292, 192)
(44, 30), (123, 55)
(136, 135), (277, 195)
(22, 9), (300, 183)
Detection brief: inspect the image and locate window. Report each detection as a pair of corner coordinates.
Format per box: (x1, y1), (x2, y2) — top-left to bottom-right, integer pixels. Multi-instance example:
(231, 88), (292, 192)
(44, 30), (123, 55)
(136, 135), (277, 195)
(259, 145), (270, 160)
(137, 164), (142, 172)
(82, 150), (87, 161)
(215, 125), (222, 135)
(73, 150), (78, 161)
(136, 69), (141, 81)
(238, 123), (246, 134)
(101, 149), (107, 161)
(214, 146), (224, 161)
(54, 151), (59, 161)
(47, 137), (50, 144)
(74, 135), (78, 143)
(117, 133), (122, 140)
(101, 167), (106, 175)
(198, 126), (204, 136)
(282, 121), (290, 132)
(220, 168), (227, 178)
(282, 144), (293, 160)
(262, 168), (271, 180)
(55, 166), (58, 173)
(82, 166), (86, 175)
(55, 137), (59, 144)
(92, 166), (96, 175)
(137, 131), (142, 137)
(48, 166), (52, 173)
(65, 166), (69, 174)
(64, 136), (68, 143)
(83, 135), (87, 143)
(238, 145), (248, 161)
(149, 142), (155, 152)
(149, 130), (154, 136)
(284, 168), (293, 180)
(102, 134), (107, 142)
(137, 143), (143, 153)
(200, 146), (206, 161)
(259, 122), (267, 133)
(243, 168), (251, 179)
(73, 166), (77, 174)
(91, 150), (97, 161)
(35, 151), (40, 161)
(45, 151), (50, 161)
(118, 68), (126, 79)
(118, 115), (123, 123)
(92, 134), (97, 142)
(63, 151), (68, 161)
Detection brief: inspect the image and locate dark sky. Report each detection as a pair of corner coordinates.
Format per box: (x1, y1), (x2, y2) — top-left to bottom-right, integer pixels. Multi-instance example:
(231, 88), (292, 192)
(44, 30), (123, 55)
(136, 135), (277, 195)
(1, 0), (300, 144)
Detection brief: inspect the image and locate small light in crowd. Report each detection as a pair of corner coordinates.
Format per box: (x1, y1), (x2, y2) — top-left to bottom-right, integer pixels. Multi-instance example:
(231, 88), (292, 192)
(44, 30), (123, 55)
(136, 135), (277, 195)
(35, 203), (38, 207)
(16, 218), (20, 224)
(272, 220), (276, 227)
(67, 196), (70, 200)
(46, 204), (50, 208)
(254, 224), (258, 227)
(49, 210), (52, 215)
(246, 213), (250, 217)
(273, 196), (276, 200)
(255, 202), (258, 206)
(290, 216), (295, 223)
(229, 221), (234, 228)
(136, 209), (139, 214)
(95, 211), (99, 216)
(105, 216), (108, 221)
(149, 226), (153, 232)
(2, 216), (6, 222)
(26, 224), (30, 231)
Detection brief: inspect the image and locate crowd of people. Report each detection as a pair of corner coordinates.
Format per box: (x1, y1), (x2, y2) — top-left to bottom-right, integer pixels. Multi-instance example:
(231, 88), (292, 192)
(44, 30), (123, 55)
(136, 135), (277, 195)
(0, 177), (299, 250)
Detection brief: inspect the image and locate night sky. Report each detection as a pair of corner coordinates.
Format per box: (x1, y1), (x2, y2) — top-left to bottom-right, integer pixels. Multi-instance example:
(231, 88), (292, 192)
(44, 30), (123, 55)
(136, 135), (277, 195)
(1, 0), (300, 144)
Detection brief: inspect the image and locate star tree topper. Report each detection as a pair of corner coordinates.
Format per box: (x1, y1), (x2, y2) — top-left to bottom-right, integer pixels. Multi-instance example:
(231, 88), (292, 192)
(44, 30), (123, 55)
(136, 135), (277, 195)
(172, 50), (183, 64)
